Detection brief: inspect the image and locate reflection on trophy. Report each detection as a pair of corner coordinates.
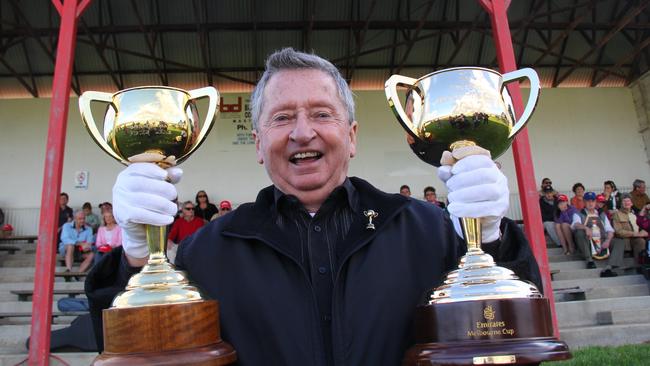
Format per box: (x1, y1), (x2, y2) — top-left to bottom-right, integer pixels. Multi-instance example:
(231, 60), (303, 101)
(79, 86), (236, 365)
(386, 68), (570, 365)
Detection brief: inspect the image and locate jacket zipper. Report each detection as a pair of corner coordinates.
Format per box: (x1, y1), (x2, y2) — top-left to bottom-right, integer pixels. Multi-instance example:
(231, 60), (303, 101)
(221, 231), (328, 366)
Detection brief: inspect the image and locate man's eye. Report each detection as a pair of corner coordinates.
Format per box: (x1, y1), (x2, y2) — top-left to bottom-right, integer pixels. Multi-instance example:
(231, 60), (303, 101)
(315, 112), (332, 119)
(272, 114), (291, 123)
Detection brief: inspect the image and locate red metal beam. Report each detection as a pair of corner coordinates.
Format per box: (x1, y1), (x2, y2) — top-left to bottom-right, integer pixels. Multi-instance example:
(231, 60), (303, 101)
(28, 0), (90, 364)
(478, 0), (560, 339)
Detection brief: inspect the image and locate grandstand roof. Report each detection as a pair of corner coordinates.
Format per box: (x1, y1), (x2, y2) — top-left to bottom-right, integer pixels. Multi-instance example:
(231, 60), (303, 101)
(0, 0), (648, 97)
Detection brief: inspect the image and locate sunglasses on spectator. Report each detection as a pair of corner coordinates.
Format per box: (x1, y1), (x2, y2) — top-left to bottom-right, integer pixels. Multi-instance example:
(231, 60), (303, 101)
(198, 195), (207, 198)
(184, 207), (194, 211)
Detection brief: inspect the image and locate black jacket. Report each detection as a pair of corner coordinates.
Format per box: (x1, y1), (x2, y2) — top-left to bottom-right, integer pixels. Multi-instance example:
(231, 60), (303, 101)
(86, 177), (541, 365)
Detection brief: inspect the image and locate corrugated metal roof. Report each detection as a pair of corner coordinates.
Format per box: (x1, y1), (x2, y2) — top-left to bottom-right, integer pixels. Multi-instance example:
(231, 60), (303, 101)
(0, 0), (646, 98)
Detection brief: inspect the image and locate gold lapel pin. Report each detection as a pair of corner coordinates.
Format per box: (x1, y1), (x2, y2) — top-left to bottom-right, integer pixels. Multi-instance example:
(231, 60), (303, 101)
(363, 210), (379, 230)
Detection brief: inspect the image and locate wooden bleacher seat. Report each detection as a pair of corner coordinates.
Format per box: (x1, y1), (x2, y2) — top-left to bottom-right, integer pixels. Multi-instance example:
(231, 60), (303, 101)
(54, 271), (88, 279)
(0, 246), (20, 254)
(0, 235), (38, 243)
(11, 289), (85, 302)
(0, 311), (87, 321)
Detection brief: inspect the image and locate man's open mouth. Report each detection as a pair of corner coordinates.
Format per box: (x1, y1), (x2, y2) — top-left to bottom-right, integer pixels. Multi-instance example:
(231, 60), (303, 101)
(290, 151), (323, 164)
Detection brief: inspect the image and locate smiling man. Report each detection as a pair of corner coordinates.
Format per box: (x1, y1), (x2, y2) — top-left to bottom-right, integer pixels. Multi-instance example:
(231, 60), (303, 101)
(86, 48), (540, 365)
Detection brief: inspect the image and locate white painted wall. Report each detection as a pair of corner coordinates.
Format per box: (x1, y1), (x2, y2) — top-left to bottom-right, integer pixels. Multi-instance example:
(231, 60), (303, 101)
(1, 88), (648, 219)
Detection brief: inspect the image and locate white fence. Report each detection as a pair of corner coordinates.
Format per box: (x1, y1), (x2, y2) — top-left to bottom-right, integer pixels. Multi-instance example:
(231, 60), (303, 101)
(3, 207), (40, 236)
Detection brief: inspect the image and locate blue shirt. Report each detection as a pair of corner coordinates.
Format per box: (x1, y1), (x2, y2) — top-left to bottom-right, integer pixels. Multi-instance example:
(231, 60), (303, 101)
(60, 222), (94, 246)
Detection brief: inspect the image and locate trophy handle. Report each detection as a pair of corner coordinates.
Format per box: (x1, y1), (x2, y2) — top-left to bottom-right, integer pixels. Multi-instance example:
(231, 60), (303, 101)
(79, 91), (125, 164)
(180, 87), (220, 163)
(385, 75), (420, 140)
(501, 68), (540, 139)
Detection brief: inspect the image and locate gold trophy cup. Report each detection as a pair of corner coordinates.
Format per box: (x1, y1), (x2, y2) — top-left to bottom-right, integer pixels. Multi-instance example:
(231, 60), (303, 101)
(80, 86), (236, 365)
(385, 68), (570, 365)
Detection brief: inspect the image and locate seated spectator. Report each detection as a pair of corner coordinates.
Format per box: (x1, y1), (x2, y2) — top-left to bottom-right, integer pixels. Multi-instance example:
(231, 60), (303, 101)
(631, 179), (650, 213)
(554, 194), (577, 255)
(540, 186), (561, 247)
(596, 194), (611, 219)
(58, 192), (73, 237)
(195, 190), (218, 221)
(59, 210), (94, 273)
(539, 178), (554, 197)
(571, 192), (619, 276)
(611, 194), (648, 267)
(211, 200), (233, 221)
(82, 202), (101, 234)
(602, 180), (621, 211)
(423, 186), (446, 209)
(399, 185), (411, 197)
(168, 201), (205, 246)
(94, 211), (122, 265)
(636, 203), (650, 232)
(99, 202), (112, 215)
(570, 182), (585, 210)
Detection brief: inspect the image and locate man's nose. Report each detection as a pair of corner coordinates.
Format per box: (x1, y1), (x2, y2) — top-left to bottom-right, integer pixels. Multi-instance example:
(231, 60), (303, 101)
(289, 114), (316, 143)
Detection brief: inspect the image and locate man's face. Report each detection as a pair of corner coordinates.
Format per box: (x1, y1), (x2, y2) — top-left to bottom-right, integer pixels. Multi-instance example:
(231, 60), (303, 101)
(541, 179), (552, 189)
(575, 186), (584, 196)
(425, 191), (436, 203)
(585, 200), (596, 210)
(622, 198), (633, 210)
(254, 69), (357, 203)
(74, 212), (85, 228)
(60, 195), (68, 207)
(637, 183), (646, 194)
(182, 204), (195, 219)
(400, 188), (411, 197)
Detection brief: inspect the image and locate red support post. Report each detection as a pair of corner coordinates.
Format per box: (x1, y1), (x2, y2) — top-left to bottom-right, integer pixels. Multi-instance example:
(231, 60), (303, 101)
(478, 0), (560, 338)
(28, 1), (90, 365)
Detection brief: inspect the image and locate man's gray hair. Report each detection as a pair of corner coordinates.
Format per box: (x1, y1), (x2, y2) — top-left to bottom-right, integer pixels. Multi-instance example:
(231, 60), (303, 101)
(183, 201), (194, 207)
(620, 193), (632, 201)
(633, 179), (645, 189)
(74, 210), (85, 218)
(250, 48), (355, 130)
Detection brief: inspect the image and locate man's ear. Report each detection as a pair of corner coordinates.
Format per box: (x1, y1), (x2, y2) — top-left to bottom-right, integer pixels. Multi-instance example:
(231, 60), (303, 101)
(349, 121), (358, 158)
(253, 129), (264, 164)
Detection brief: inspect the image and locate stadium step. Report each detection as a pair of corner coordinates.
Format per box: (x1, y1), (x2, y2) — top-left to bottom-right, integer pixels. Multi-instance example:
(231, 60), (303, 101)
(559, 323), (650, 349)
(556, 296), (650, 328)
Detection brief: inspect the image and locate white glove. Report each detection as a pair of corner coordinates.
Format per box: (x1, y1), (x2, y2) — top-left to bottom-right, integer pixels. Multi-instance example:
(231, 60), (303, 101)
(113, 163), (182, 259)
(438, 147), (508, 243)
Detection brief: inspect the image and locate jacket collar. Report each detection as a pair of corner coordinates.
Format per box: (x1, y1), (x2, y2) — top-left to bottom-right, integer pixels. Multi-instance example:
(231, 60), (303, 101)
(221, 177), (410, 263)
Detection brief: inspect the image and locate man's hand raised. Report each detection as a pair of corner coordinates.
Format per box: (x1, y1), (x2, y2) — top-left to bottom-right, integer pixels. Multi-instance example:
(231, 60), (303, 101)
(113, 163), (182, 263)
(437, 145), (508, 243)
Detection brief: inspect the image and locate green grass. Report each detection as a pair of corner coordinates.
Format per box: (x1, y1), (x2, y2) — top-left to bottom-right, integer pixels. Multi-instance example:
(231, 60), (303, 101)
(543, 344), (650, 366)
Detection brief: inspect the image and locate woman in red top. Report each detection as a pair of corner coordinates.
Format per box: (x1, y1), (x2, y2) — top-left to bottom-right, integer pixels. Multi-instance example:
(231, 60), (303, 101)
(571, 182), (585, 210)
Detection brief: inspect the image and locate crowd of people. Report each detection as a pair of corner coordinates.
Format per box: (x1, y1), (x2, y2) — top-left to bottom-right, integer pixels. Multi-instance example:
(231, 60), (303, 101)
(539, 177), (650, 277)
(398, 184), (446, 209)
(55, 190), (234, 275)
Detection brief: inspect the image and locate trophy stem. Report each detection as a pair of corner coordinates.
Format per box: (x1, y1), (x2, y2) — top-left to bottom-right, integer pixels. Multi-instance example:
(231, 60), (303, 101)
(145, 224), (167, 263)
(461, 217), (482, 253)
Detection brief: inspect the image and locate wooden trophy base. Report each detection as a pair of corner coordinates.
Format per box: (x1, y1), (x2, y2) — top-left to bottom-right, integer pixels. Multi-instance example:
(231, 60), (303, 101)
(93, 300), (236, 366)
(403, 298), (571, 366)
